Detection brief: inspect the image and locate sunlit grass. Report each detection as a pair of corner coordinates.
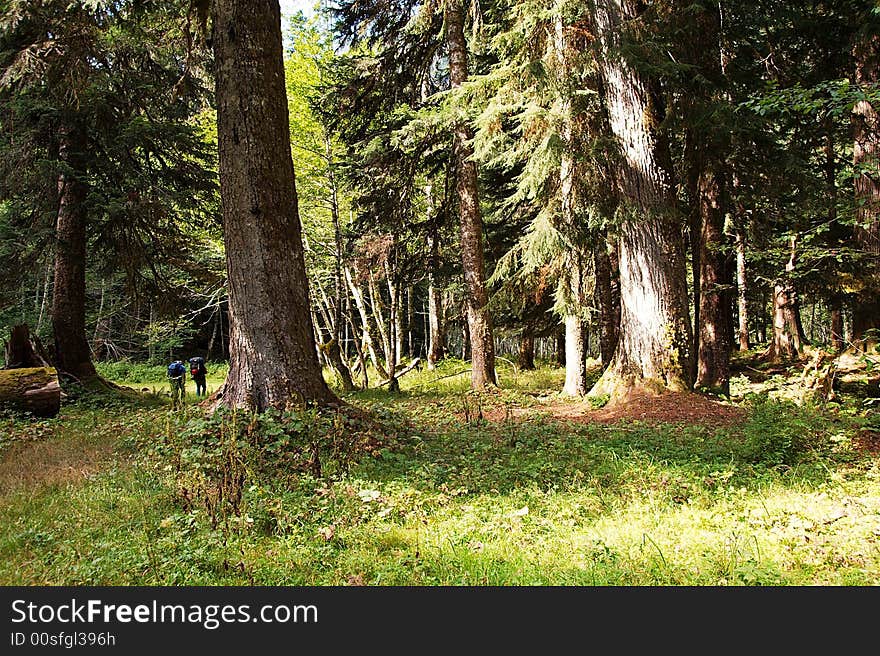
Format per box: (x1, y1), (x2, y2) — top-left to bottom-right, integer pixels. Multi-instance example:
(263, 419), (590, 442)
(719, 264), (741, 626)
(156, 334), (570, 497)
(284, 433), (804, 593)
(1, 363), (879, 585)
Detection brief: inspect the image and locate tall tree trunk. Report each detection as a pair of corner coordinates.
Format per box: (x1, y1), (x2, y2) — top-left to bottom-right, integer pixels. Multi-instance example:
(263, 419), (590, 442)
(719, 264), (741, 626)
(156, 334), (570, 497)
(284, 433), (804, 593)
(830, 301), (845, 352)
(346, 267), (389, 380)
(695, 167), (731, 394)
(685, 129), (702, 383)
(768, 235), (803, 362)
(852, 29), (880, 345)
(735, 227), (750, 351)
(518, 331), (536, 371)
(211, 0), (336, 410)
(555, 6), (598, 396)
(588, 0), (692, 399)
(554, 324), (565, 367)
(594, 243), (619, 367)
(324, 135), (355, 391)
(445, 0), (497, 389)
(426, 188), (446, 369)
(687, 1), (731, 395)
(52, 126), (97, 381)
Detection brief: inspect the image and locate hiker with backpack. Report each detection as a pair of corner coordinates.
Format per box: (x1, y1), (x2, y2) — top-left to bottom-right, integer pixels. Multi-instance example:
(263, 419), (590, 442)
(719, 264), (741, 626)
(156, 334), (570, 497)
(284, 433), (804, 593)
(167, 358), (187, 409)
(189, 356), (208, 397)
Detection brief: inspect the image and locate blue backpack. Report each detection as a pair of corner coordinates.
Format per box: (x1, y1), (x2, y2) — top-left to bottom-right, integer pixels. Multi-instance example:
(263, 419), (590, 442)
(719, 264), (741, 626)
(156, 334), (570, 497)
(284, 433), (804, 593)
(167, 361), (186, 378)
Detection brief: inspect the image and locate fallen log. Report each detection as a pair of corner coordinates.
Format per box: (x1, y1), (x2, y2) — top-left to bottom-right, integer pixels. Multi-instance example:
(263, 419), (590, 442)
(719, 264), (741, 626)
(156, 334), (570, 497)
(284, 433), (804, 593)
(376, 358), (422, 388)
(0, 367), (62, 418)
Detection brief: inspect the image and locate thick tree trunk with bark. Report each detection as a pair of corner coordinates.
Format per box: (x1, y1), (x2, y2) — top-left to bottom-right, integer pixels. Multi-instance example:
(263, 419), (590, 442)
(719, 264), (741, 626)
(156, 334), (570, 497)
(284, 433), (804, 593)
(52, 127), (97, 382)
(211, 0), (337, 410)
(695, 168), (731, 394)
(445, 0), (496, 389)
(685, 1), (731, 395)
(588, 0), (692, 399)
(518, 331), (536, 371)
(852, 31), (880, 345)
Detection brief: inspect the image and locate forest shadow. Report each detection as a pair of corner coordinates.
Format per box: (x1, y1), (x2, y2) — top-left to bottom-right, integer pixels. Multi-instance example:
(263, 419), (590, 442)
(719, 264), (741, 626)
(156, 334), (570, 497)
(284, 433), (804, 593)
(345, 394), (853, 500)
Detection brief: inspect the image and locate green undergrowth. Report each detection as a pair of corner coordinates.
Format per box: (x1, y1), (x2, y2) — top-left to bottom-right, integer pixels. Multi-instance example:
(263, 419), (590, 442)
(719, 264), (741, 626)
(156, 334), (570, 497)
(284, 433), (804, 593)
(1, 364), (879, 585)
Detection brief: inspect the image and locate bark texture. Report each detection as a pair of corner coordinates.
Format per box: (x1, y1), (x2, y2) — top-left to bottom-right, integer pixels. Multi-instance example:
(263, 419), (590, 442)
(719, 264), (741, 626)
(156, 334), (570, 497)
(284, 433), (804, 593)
(589, 0), (693, 398)
(211, 0), (336, 410)
(852, 30), (880, 344)
(594, 244), (620, 367)
(695, 168), (731, 394)
(562, 313), (588, 396)
(52, 127), (97, 381)
(446, 0), (497, 388)
(768, 235), (803, 362)
(518, 332), (536, 371)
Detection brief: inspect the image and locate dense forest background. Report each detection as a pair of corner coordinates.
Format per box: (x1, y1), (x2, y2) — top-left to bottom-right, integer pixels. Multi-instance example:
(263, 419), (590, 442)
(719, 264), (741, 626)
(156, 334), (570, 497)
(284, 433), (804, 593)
(3, 0), (880, 590)
(1, 0), (878, 404)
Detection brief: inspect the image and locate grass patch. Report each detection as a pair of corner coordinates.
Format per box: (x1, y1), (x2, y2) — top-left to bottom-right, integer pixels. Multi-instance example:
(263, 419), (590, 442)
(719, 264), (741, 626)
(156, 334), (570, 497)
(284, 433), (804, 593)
(1, 363), (879, 585)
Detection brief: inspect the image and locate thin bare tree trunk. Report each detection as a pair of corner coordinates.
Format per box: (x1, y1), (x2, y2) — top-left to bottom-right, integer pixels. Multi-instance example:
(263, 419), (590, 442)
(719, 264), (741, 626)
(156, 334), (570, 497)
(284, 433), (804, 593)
(736, 226), (750, 351)
(324, 135), (355, 391)
(35, 259), (52, 334)
(346, 267), (389, 379)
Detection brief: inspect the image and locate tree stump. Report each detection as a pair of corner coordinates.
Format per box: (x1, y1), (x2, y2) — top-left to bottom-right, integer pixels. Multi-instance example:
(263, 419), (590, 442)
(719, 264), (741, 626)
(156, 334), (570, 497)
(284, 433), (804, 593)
(3, 324), (52, 369)
(0, 367), (62, 417)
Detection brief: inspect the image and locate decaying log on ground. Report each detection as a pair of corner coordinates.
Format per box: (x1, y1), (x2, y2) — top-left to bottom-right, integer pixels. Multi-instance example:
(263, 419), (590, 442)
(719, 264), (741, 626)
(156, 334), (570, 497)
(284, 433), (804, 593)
(0, 367), (61, 417)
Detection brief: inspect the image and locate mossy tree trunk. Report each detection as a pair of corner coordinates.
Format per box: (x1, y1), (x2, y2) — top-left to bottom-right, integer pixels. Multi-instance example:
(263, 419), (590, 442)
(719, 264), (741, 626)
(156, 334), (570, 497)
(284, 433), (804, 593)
(588, 0), (693, 399)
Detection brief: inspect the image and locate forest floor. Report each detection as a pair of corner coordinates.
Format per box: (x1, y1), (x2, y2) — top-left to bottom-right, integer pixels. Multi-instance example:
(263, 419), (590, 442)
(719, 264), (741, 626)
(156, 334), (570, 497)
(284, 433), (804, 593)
(1, 348), (880, 585)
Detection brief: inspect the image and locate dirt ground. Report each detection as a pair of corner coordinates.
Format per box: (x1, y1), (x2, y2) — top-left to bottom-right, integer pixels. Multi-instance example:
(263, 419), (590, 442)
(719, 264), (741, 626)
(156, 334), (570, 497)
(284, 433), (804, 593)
(465, 389), (747, 428)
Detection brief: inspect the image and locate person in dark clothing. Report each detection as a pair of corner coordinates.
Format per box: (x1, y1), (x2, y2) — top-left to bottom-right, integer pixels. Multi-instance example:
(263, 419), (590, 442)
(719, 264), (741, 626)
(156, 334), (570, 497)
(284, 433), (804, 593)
(167, 359), (187, 409)
(189, 356), (208, 396)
